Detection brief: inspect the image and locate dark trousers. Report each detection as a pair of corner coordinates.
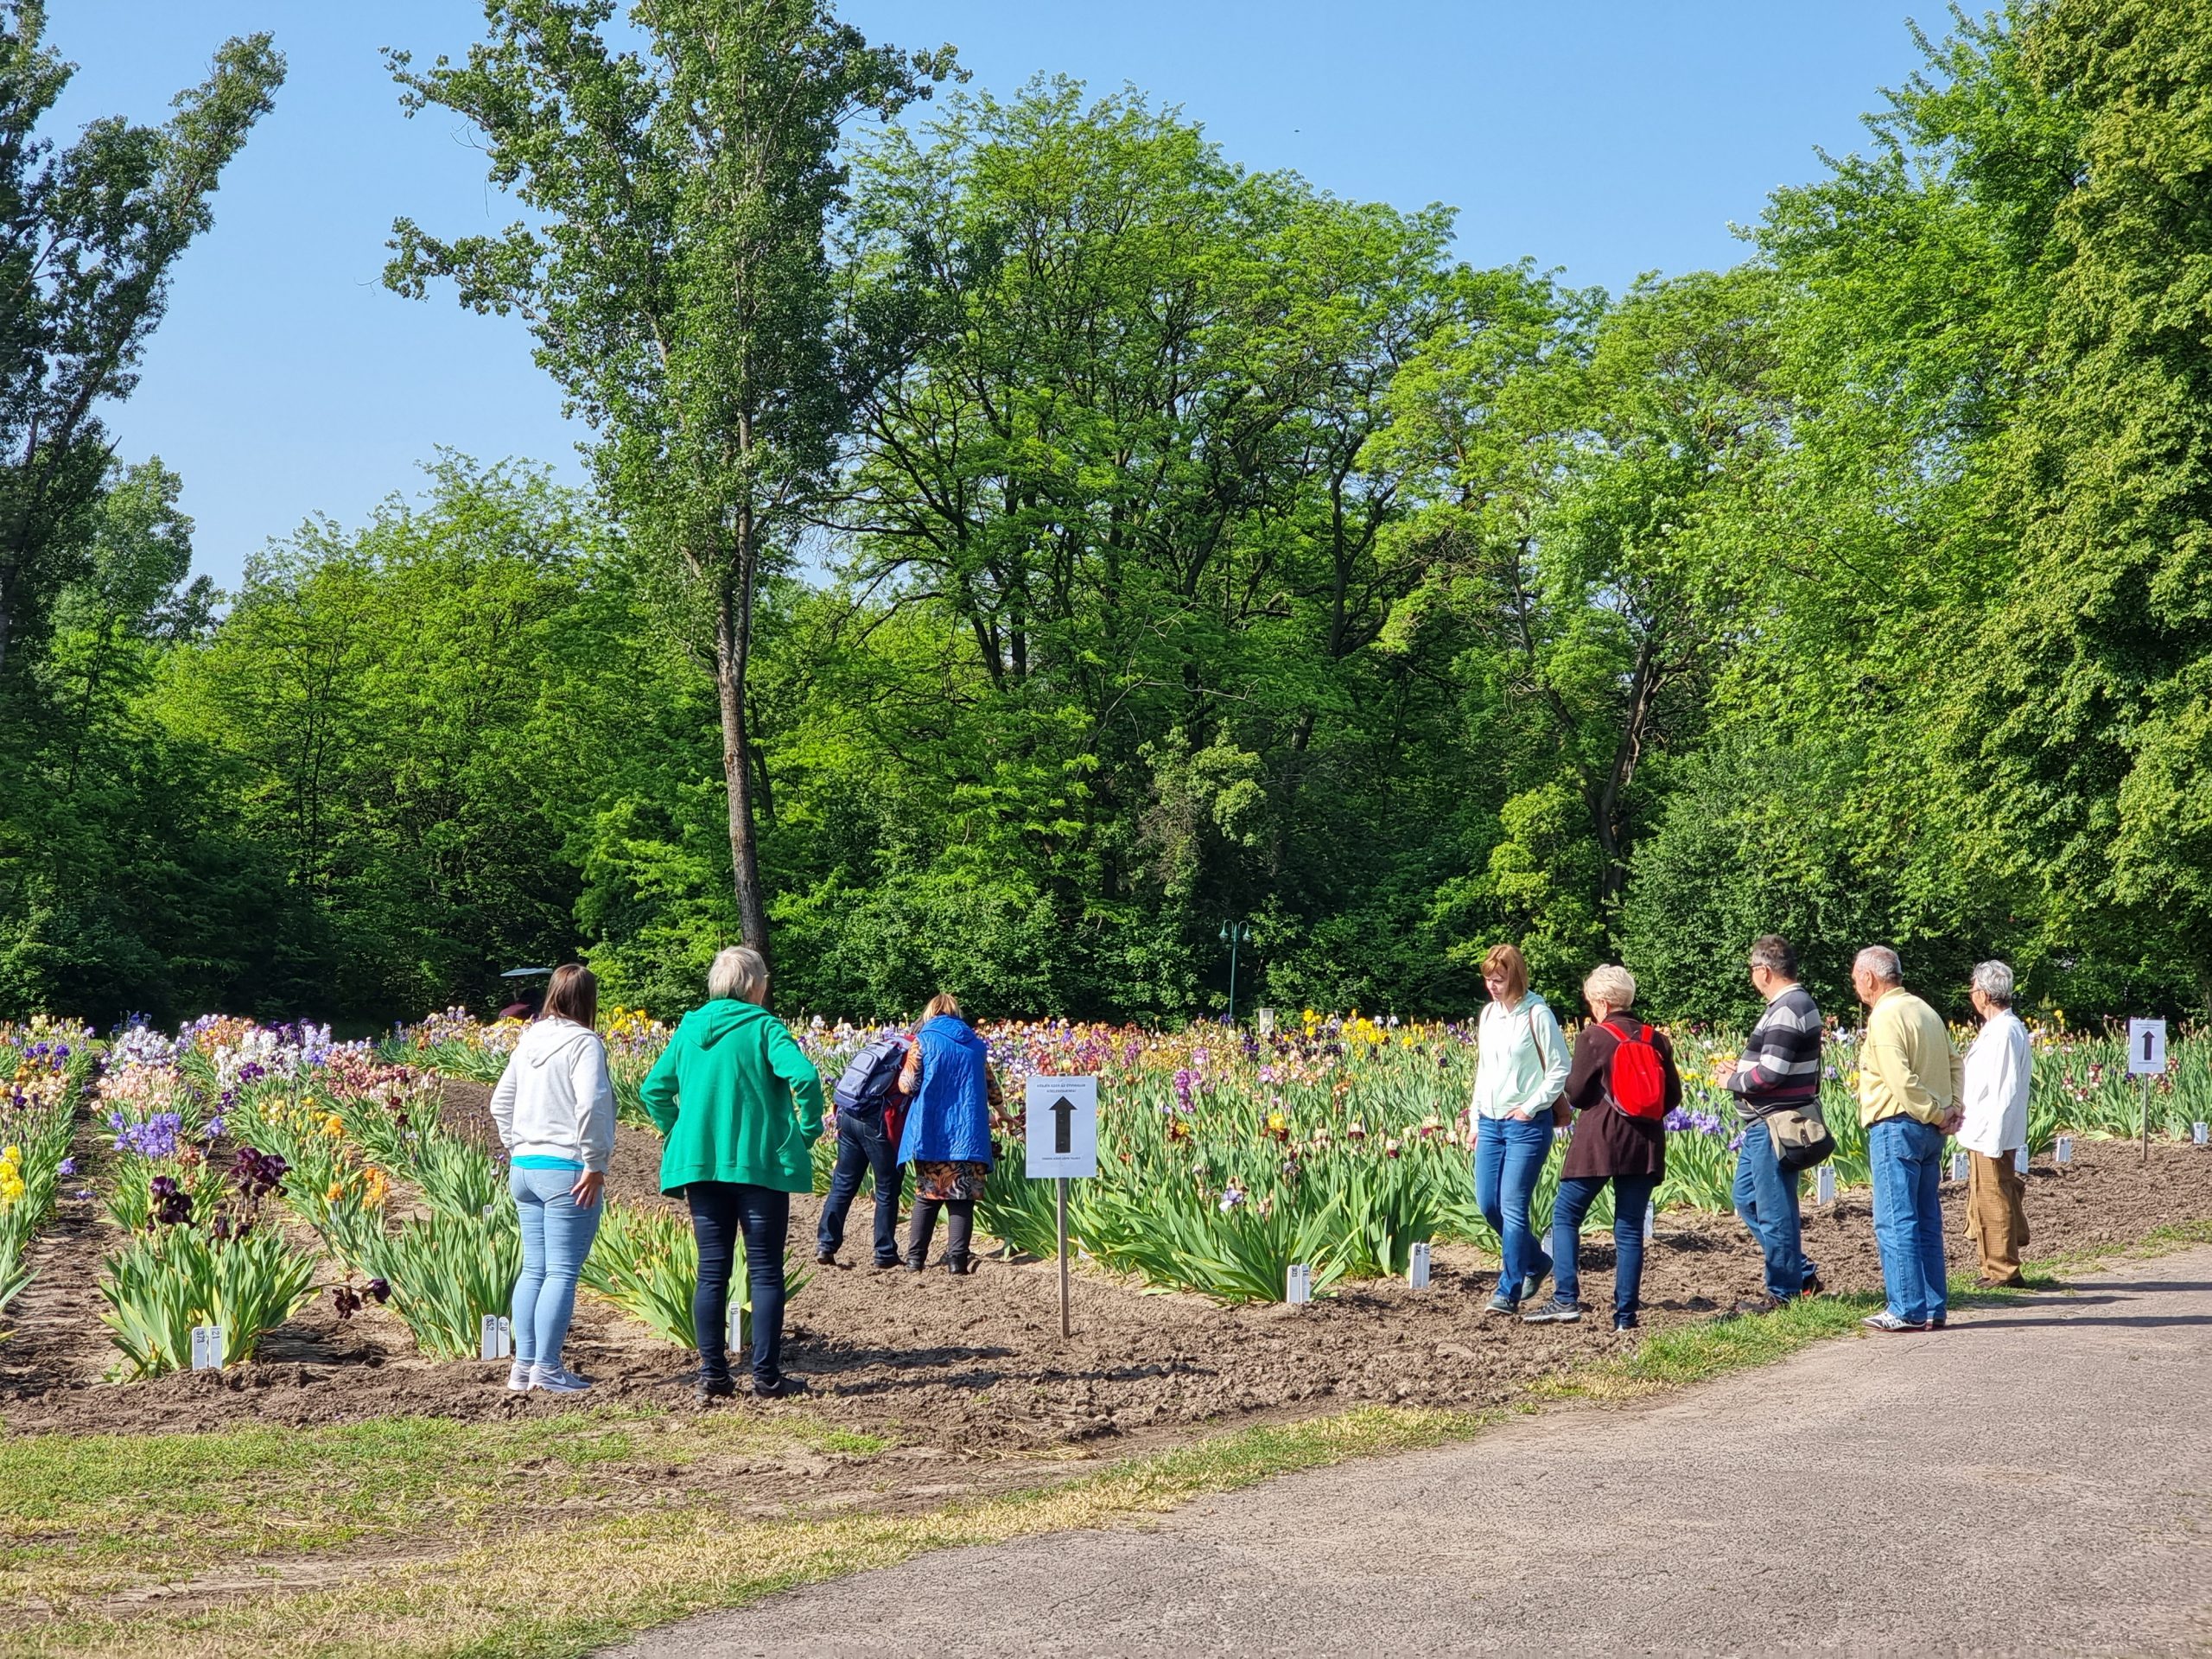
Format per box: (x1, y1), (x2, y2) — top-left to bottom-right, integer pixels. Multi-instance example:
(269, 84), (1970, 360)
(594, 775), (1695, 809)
(907, 1197), (975, 1264)
(687, 1181), (789, 1388)
(817, 1115), (904, 1265)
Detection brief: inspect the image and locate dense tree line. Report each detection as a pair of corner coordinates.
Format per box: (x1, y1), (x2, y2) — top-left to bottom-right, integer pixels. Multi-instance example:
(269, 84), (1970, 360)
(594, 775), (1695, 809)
(7, 0), (2212, 1030)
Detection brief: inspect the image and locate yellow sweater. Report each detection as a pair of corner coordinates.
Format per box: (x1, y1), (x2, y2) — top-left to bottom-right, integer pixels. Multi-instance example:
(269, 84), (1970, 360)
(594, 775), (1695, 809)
(1857, 988), (1964, 1128)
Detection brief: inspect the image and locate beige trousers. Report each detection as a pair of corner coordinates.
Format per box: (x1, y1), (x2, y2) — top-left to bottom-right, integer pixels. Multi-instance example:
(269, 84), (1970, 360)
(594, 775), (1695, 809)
(1965, 1148), (2030, 1281)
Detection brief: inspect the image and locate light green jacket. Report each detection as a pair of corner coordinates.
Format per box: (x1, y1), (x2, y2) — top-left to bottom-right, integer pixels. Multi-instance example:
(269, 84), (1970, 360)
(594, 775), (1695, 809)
(1470, 992), (1573, 1119)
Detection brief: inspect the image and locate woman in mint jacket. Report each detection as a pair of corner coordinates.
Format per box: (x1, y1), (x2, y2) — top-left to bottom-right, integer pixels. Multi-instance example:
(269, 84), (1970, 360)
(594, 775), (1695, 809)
(639, 945), (823, 1401)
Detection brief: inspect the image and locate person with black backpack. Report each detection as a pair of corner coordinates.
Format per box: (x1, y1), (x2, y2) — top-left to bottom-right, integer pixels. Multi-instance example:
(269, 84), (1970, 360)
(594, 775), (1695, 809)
(1523, 964), (1681, 1331)
(815, 1028), (912, 1269)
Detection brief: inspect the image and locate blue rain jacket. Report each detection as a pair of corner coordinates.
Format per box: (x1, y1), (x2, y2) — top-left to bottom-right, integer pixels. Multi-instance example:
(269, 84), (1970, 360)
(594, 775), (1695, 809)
(895, 1014), (996, 1166)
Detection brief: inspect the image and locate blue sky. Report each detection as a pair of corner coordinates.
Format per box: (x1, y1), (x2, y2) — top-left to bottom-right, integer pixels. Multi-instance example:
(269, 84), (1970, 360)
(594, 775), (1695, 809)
(49, 2), (1931, 592)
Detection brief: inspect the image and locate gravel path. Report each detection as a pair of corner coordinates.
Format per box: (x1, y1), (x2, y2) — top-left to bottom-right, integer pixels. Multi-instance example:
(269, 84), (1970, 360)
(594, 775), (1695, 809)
(610, 1246), (2212, 1657)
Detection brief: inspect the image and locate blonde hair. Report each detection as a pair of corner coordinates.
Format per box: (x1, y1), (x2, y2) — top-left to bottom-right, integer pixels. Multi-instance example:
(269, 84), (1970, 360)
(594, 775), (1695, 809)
(920, 991), (963, 1022)
(707, 945), (769, 1006)
(1480, 944), (1529, 1003)
(1583, 964), (1637, 1011)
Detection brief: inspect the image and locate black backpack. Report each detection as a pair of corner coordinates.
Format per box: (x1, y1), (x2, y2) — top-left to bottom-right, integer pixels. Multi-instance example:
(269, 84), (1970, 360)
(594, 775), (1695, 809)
(832, 1033), (906, 1113)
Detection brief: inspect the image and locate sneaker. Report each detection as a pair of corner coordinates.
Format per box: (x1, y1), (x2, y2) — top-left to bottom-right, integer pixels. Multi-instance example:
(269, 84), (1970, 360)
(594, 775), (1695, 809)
(1612, 1313), (1639, 1332)
(505, 1359), (532, 1392)
(1520, 1250), (1554, 1305)
(1521, 1299), (1581, 1325)
(696, 1374), (736, 1403)
(531, 1363), (592, 1393)
(1926, 1312), (1948, 1330)
(1861, 1311), (1921, 1334)
(1484, 1290), (1519, 1316)
(1799, 1273), (1826, 1298)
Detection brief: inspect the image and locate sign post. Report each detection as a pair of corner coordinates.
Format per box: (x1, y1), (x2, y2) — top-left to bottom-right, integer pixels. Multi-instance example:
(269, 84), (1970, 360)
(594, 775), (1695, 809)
(2129, 1017), (2169, 1166)
(1026, 1075), (1098, 1338)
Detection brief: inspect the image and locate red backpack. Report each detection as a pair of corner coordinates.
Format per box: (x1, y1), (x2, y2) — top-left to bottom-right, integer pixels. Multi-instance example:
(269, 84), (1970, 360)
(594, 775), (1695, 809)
(1604, 1020), (1668, 1121)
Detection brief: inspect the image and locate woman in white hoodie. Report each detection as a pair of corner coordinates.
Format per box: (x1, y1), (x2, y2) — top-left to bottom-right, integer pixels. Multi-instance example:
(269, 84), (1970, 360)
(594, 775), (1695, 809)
(489, 963), (616, 1393)
(1469, 943), (1572, 1316)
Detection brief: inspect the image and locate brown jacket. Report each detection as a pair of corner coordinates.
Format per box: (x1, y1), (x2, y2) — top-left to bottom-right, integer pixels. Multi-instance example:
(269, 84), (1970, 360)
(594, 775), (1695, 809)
(1559, 1019), (1681, 1181)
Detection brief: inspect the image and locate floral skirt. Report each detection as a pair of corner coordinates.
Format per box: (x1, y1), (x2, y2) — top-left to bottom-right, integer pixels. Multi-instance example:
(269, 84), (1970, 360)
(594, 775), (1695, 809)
(914, 1160), (989, 1203)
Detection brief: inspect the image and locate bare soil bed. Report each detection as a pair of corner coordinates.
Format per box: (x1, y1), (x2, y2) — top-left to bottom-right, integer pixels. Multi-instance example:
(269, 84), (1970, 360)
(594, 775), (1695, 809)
(6, 1085), (2209, 1458)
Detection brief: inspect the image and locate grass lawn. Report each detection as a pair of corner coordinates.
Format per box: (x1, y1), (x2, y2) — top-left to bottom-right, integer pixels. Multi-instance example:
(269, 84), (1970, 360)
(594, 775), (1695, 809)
(5, 1231), (2197, 1659)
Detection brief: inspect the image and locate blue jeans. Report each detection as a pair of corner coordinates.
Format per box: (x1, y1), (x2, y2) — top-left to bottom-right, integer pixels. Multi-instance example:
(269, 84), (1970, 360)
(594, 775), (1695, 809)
(1870, 1116), (1948, 1325)
(1552, 1172), (1659, 1318)
(1473, 1115), (1554, 1299)
(1733, 1121), (1816, 1301)
(817, 1112), (904, 1265)
(689, 1181), (790, 1389)
(510, 1165), (603, 1369)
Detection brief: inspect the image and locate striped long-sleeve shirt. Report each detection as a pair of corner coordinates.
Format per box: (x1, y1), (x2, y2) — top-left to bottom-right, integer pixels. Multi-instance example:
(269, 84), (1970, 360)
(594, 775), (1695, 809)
(1726, 985), (1823, 1117)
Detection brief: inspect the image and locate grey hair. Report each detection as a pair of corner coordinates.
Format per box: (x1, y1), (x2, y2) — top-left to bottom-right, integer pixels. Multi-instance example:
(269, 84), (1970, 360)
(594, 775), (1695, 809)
(1853, 945), (1903, 984)
(707, 945), (770, 1005)
(1748, 934), (1798, 979)
(1971, 960), (2015, 1007)
(1583, 963), (1637, 1009)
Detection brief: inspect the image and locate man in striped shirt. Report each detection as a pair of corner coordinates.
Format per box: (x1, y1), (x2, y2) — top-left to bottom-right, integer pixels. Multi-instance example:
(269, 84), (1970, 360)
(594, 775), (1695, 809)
(1722, 934), (1825, 1311)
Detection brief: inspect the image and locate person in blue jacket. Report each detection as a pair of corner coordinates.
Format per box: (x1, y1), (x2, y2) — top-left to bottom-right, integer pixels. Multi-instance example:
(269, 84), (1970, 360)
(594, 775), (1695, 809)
(894, 993), (1002, 1274)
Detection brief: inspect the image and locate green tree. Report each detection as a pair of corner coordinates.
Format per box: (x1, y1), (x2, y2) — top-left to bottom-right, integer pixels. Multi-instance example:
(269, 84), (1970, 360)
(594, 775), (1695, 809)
(0, 4), (281, 677)
(384, 0), (958, 969)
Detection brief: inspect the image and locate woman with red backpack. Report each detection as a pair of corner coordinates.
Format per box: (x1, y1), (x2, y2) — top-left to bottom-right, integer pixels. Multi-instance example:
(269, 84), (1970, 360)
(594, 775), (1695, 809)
(1522, 963), (1681, 1331)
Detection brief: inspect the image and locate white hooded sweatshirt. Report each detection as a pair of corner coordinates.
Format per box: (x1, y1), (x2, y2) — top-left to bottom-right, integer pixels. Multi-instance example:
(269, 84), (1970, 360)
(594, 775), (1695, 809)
(488, 1017), (617, 1173)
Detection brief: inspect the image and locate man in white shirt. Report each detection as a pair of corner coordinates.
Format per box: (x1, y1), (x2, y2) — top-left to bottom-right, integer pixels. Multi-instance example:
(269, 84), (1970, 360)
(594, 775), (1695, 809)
(1958, 959), (2032, 1287)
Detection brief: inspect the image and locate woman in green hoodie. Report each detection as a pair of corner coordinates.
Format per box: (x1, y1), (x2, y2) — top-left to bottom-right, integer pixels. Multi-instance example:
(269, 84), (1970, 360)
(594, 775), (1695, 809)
(639, 945), (824, 1401)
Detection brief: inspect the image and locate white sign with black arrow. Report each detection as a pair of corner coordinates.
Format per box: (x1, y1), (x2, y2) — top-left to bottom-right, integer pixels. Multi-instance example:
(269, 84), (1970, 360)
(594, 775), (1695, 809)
(1025, 1075), (1099, 1179)
(1026, 1074), (1099, 1338)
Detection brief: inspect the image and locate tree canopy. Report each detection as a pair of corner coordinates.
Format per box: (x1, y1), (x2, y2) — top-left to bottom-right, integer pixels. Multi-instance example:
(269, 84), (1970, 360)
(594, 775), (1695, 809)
(14, 1), (2212, 1032)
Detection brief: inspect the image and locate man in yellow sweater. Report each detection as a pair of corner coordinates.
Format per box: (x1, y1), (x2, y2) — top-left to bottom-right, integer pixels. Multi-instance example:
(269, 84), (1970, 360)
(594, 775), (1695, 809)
(1853, 946), (1966, 1332)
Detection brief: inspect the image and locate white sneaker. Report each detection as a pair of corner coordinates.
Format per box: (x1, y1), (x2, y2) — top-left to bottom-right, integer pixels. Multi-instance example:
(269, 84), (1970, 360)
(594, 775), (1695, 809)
(531, 1363), (592, 1394)
(506, 1359), (531, 1391)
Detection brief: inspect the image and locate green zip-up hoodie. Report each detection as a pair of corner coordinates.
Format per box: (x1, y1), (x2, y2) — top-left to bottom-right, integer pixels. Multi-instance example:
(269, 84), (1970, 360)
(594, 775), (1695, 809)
(639, 999), (824, 1194)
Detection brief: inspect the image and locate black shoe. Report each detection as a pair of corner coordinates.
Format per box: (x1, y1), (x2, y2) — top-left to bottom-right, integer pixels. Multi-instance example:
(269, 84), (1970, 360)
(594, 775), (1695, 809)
(904, 1252), (926, 1273)
(815, 1249), (838, 1267)
(1799, 1273), (1825, 1298)
(945, 1255), (976, 1276)
(695, 1375), (736, 1403)
(873, 1257), (903, 1271)
(753, 1376), (808, 1400)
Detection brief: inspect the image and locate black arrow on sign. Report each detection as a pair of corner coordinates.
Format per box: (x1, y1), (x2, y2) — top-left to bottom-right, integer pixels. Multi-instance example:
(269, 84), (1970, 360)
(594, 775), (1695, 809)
(1051, 1095), (1076, 1155)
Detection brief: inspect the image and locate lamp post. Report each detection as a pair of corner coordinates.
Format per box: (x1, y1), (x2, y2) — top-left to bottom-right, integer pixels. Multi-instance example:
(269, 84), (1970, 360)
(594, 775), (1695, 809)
(1219, 920), (1254, 1025)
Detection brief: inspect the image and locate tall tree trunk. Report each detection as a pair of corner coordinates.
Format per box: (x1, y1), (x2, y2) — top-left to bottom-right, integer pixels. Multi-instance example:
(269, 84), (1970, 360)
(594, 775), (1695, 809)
(715, 513), (771, 966)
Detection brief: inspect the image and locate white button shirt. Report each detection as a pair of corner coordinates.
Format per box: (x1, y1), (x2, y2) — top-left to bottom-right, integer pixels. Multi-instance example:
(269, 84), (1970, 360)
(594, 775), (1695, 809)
(1958, 1008), (2031, 1155)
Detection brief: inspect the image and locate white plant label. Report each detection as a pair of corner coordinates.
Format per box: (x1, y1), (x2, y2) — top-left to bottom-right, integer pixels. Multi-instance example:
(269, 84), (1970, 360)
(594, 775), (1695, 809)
(478, 1314), (512, 1361)
(1024, 1075), (1100, 1179)
(1949, 1150), (1968, 1182)
(1285, 1263), (1313, 1305)
(1643, 1202), (1656, 1244)
(727, 1304), (749, 1353)
(1407, 1242), (1431, 1290)
(1256, 1007), (1276, 1038)
(189, 1325), (225, 1371)
(2129, 1018), (2169, 1077)
(1815, 1164), (1837, 1205)
(2196, 1122), (2209, 1147)
(2056, 1135), (2075, 1165)
(2013, 1146), (2030, 1176)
